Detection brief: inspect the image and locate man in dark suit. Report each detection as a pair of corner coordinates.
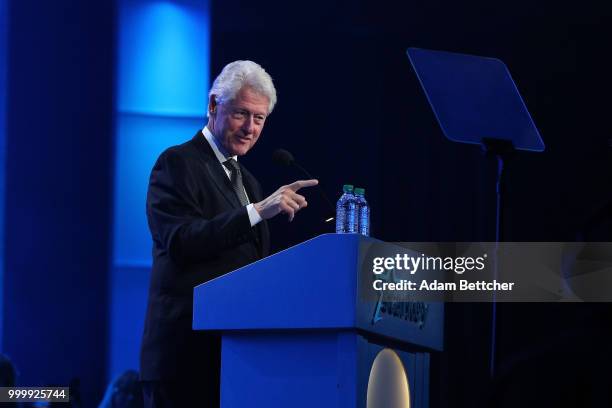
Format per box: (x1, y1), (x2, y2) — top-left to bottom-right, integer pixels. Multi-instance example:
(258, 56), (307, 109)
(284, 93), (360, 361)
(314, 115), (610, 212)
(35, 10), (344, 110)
(140, 60), (318, 407)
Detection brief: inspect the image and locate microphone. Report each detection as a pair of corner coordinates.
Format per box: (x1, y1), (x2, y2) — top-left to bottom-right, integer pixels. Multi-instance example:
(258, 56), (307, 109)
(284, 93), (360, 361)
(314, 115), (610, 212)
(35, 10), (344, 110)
(272, 149), (295, 166)
(272, 148), (335, 224)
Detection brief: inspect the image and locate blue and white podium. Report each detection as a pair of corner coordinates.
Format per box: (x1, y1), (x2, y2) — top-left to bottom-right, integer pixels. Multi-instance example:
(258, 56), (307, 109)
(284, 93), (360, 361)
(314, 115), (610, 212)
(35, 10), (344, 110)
(193, 234), (443, 408)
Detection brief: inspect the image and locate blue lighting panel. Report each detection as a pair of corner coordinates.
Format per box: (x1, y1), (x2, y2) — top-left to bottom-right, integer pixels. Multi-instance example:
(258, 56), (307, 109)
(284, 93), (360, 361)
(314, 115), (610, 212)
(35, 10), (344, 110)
(109, 264), (150, 379)
(111, 0), (210, 380)
(113, 113), (203, 266)
(117, 0), (210, 116)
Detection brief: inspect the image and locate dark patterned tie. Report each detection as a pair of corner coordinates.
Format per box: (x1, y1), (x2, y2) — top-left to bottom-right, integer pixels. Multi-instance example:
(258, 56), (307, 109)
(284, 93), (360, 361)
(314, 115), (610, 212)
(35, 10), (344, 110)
(223, 158), (250, 206)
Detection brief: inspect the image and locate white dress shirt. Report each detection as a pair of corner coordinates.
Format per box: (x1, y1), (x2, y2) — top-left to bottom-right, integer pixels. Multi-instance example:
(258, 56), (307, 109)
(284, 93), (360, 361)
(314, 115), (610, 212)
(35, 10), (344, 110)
(202, 126), (263, 227)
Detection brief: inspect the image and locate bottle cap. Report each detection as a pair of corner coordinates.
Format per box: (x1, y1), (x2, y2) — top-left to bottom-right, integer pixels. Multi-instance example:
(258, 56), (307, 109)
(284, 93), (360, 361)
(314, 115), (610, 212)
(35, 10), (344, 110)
(354, 188), (365, 195)
(342, 184), (354, 192)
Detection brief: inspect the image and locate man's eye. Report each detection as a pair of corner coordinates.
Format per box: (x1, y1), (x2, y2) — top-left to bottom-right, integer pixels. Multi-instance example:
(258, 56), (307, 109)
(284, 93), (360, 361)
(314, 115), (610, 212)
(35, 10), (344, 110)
(254, 115), (266, 122)
(233, 110), (247, 118)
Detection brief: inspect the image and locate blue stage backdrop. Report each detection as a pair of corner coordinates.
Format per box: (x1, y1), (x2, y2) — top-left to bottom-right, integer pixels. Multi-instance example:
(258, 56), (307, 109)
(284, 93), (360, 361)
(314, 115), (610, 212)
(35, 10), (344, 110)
(110, 0), (210, 381)
(0, 0), (6, 352)
(2, 0), (115, 405)
(0, 0), (8, 350)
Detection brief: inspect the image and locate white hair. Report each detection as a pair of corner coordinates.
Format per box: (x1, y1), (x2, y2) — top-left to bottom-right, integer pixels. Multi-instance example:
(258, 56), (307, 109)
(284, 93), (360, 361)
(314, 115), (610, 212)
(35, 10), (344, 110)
(208, 60), (277, 116)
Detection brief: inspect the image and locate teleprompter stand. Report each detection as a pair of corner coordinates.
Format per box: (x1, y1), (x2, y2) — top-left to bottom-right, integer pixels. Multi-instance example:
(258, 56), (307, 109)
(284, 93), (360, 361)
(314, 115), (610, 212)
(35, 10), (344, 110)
(406, 47), (545, 376)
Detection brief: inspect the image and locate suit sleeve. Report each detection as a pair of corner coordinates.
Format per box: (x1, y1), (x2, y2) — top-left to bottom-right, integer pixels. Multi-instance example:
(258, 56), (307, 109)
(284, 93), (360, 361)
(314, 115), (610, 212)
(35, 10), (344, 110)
(146, 148), (255, 265)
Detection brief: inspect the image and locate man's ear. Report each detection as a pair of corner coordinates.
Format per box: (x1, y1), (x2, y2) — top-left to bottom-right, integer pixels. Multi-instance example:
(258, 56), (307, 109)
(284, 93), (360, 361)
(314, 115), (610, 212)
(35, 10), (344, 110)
(208, 95), (217, 115)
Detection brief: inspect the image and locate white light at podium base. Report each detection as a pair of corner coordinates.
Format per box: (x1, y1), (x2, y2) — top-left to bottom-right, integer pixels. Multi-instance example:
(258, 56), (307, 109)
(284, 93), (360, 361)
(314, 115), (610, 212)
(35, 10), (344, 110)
(367, 348), (411, 408)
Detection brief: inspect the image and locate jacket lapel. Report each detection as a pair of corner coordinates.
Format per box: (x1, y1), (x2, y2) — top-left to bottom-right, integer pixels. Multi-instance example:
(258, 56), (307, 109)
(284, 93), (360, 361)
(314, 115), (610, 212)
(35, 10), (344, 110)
(192, 132), (242, 209)
(241, 168), (261, 203)
(241, 165), (269, 257)
(191, 130), (269, 257)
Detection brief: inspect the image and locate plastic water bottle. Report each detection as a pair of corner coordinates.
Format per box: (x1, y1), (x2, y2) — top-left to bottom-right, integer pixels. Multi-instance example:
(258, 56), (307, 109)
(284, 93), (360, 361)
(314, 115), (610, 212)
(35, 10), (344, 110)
(354, 188), (370, 236)
(335, 184), (357, 233)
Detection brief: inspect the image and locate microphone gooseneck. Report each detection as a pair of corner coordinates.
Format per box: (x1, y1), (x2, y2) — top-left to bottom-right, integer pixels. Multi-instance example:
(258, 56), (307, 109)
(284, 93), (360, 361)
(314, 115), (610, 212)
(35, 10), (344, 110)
(272, 149), (335, 223)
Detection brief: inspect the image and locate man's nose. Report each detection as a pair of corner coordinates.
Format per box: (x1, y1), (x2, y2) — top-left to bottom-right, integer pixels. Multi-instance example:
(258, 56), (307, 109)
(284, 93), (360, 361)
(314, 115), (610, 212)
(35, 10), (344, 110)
(242, 115), (255, 133)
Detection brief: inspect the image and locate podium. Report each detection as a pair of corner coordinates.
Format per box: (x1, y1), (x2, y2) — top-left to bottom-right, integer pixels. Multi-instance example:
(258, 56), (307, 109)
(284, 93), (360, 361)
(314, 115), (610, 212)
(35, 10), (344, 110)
(193, 234), (443, 408)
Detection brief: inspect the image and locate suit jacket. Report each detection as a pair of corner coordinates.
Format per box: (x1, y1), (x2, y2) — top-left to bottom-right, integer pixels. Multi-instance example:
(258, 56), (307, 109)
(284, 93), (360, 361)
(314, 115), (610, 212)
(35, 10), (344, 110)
(140, 131), (270, 384)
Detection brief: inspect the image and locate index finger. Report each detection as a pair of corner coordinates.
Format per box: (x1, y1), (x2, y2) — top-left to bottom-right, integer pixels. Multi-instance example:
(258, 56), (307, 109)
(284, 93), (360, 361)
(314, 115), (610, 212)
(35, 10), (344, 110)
(288, 179), (319, 191)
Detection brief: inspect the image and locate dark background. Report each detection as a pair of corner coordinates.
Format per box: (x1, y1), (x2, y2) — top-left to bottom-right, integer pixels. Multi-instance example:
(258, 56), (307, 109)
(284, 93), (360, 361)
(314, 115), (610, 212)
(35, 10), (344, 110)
(2, 0), (612, 406)
(213, 2), (612, 406)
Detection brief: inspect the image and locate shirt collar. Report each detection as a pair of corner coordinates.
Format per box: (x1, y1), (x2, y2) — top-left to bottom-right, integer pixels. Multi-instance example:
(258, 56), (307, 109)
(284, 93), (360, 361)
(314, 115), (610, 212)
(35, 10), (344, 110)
(202, 126), (238, 165)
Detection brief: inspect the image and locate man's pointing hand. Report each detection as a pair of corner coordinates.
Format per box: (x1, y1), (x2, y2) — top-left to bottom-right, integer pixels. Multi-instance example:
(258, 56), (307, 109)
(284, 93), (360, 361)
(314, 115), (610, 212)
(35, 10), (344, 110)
(254, 179), (319, 222)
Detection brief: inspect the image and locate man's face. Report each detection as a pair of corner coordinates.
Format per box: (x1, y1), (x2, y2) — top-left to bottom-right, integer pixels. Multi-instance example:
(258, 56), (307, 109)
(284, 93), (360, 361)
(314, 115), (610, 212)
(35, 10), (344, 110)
(210, 86), (269, 156)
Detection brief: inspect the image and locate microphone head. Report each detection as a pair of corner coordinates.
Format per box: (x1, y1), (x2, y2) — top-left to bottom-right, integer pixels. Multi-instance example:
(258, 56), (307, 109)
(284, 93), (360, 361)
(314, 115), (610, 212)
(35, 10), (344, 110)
(272, 149), (295, 166)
